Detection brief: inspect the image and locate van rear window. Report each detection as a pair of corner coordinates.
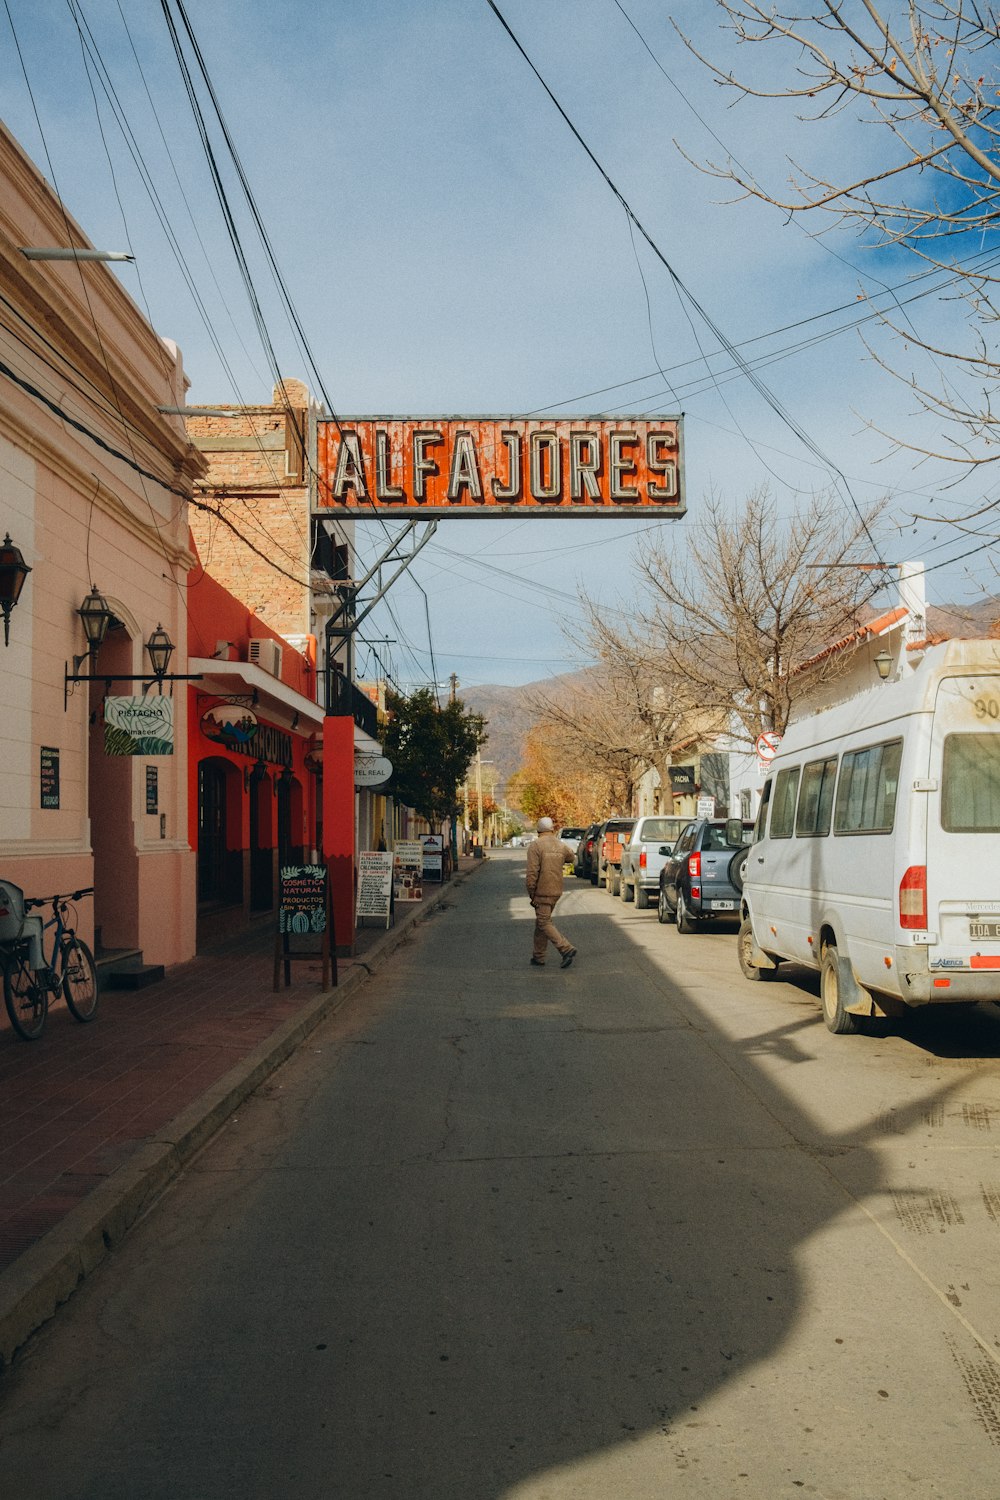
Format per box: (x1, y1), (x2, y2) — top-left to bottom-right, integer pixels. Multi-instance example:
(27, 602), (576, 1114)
(834, 739), (902, 834)
(942, 733), (1000, 831)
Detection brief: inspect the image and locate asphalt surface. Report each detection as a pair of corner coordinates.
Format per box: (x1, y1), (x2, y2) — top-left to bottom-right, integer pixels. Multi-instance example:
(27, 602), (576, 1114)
(2, 851), (1000, 1498)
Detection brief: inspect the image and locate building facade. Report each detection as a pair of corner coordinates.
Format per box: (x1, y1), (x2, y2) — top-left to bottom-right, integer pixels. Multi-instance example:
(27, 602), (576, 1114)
(0, 121), (203, 966)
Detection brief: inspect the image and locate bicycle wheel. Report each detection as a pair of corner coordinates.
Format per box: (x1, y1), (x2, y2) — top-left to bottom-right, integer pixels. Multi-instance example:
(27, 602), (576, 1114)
(3, 950), (47, 1040)
(61, 938), (99, 1022)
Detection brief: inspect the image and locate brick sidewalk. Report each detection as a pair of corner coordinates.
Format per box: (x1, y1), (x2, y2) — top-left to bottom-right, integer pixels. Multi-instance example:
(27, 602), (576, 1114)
(0, 866), (476, 1280)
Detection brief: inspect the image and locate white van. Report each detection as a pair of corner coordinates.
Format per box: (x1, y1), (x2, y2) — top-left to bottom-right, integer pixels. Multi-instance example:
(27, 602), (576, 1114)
(739, 639), (1000, 1032)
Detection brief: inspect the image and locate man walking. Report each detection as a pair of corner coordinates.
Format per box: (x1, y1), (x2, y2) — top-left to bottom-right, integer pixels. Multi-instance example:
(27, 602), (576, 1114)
(525, 817), (578, 969)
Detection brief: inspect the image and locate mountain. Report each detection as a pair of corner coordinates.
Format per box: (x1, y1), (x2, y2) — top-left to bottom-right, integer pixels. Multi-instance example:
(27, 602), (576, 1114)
(459, 594), (1000, 799)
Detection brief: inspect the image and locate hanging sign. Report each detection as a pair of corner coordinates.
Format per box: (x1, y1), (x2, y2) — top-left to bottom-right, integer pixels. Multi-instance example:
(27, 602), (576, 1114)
(315, 416), (684, 517)
(354, 754), (393, 789)
(104, 696), (174, 756)
(201, 703), (259, 750)
(393, 840), (423, 901)
(356, 851), (394, 928)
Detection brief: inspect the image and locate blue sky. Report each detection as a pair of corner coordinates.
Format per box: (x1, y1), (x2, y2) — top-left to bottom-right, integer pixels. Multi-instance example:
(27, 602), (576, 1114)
(1, 0), (995, 687)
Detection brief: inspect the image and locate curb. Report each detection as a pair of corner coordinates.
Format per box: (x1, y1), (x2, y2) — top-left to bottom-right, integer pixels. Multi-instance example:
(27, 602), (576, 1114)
(0, 862), (485, 1371)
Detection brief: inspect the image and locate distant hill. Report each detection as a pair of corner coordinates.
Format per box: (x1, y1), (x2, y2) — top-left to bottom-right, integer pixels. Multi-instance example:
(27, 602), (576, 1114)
(461, 593), (1000, 803)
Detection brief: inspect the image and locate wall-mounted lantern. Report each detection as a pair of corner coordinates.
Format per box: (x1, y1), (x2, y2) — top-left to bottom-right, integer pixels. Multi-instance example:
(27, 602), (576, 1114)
(874, 649), (893, 681)
(146, 624), (175, 684)
(0, 533), (31, 646)
(77, 586), (114, 665)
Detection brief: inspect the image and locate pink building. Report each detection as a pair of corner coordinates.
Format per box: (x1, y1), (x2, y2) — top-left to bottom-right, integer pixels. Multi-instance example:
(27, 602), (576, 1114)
(0, 122), (204, 967)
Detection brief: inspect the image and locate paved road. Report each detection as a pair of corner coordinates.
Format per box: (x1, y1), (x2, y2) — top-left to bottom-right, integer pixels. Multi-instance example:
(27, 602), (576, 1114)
(2, 851), (1000, 1498)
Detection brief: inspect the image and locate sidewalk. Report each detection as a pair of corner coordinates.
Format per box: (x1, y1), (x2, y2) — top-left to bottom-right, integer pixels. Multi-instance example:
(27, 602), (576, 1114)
(0, 858), (484, 1368)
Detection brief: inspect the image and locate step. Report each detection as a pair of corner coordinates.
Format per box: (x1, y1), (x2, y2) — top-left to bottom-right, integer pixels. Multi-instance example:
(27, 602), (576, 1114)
(98, 954), (164, 990)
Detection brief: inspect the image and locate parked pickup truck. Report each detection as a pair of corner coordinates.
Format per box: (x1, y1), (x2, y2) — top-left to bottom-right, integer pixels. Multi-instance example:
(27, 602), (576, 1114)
(596, 817), (635, 893)
(619, 816), (687, 909)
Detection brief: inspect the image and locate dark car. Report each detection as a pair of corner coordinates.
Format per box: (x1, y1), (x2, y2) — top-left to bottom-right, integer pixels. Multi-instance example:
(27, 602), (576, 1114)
(658, 817), (754, 931)
(574, 823), (602, 881)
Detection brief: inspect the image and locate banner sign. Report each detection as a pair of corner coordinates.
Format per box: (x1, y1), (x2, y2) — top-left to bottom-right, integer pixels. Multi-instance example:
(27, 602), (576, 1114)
(393, 840), (423, 902)
(354, 753), (393, 789)
(104, 696), (174, 757)
(356, 851), (394, 927)
(315, 416), (684, 517)
(279, 864), (327, 934)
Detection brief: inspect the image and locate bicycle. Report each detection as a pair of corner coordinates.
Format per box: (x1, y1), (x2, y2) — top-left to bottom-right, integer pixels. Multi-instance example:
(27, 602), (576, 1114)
(0, 882), (99, 1041)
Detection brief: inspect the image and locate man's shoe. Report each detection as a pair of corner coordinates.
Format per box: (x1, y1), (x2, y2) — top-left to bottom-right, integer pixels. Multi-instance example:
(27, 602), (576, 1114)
(560, 948), (577, 969)
(530, 957), (545, 967)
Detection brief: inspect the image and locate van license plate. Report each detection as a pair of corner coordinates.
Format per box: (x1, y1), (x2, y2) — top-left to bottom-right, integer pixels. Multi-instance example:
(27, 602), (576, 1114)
(970, 919), (1000, 940)
(712, 900), (735, 911)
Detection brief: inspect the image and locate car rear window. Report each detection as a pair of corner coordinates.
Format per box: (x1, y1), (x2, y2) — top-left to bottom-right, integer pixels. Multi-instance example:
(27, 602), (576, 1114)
(637, 819), (676, 841)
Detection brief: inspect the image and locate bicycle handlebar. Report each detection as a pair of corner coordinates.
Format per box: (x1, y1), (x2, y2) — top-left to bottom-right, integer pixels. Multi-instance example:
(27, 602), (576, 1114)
(23, 887), (95, 910)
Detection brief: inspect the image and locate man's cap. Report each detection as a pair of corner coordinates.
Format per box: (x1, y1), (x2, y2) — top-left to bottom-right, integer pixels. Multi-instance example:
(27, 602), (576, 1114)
(536, 816), (554, 832)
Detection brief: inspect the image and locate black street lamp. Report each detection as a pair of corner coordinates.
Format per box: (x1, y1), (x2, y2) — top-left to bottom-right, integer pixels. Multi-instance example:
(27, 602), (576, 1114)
(146, 624), (175, 684)
(0, 533), (31, 646)
(78, 587), (114, 657)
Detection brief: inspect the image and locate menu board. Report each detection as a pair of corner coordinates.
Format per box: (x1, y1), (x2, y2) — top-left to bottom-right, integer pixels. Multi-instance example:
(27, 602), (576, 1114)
(278, 864), (327, 934)
(422, 834), (444, 881)
(356, 851), (394, 927)
(393, 840), (423, 901)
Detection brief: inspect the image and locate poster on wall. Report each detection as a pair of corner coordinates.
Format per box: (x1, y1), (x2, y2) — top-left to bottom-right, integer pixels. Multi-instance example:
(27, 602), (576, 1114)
(393, 840), (423, 901)
(356, 851), (394, 928)
(40, 746), (60, 809)
(104, 696), (174, 756)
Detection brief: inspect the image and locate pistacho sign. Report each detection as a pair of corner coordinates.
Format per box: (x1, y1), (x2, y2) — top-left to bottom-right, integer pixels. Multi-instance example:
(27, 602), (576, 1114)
(315, 416), (684, 517)
(104, 696), (174, 756)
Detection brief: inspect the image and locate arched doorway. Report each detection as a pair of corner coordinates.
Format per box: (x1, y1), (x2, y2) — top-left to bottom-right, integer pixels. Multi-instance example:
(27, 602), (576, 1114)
(249, 762), (274, 910)
(198, 758), (241, 906)
(276, 771), (304, 869)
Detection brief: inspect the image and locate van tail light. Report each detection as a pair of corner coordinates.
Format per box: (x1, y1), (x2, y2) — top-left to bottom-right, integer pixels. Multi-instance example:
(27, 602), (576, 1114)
(688, 852), (701, 879)
(899, 866), (927, 929)
(639, 848), (647, 869)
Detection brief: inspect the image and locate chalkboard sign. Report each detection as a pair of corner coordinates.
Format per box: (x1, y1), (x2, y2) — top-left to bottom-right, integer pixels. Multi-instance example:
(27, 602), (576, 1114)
(274, 864), (334, 991)
(279, 864), (327, 934)
(40, 746), (60, 809)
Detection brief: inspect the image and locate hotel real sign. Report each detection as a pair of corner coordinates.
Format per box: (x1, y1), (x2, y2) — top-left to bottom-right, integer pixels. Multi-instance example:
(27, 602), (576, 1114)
(315, 416), (684, 517)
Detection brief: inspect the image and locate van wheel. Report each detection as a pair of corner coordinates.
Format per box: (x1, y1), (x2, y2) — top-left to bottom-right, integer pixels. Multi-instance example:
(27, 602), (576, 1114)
(676, 892), (697, 934)
(820, 949), (861, 1035)
(738, 918), (773, 982)
(657, 887), (671, 925)
(636, 887), (650, 910)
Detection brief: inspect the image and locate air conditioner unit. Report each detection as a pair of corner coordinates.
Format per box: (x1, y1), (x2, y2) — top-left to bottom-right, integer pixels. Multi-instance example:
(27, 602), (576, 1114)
(248, 638), (283, 678)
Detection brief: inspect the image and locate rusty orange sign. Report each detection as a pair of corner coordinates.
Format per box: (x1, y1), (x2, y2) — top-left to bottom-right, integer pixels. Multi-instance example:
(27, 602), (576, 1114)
(314, 417), (684, 516)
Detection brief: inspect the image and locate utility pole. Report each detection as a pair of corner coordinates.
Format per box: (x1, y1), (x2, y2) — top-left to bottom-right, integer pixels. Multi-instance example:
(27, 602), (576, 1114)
(475, 749), (484, 853)
(449, 672), (458, 703)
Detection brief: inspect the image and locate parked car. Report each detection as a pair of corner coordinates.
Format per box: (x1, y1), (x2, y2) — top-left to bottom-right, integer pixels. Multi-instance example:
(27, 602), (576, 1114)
(598, 817), (636, 894)
(574, 823), (602, 881)
(619, 816), (687, 909)
(558, 826), (586, 855)
(658, 818), (754, 931)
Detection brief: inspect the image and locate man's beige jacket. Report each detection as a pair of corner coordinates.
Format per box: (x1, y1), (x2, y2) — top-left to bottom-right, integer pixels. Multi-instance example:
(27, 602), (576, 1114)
(525, 832), (575, 902)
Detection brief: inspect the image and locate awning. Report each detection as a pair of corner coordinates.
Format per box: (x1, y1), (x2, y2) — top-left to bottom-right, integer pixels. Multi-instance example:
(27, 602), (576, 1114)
(190, 658), (382, 753)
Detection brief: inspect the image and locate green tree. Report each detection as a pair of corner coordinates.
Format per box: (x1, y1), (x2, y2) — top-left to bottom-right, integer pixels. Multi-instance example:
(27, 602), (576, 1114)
(382, 688), (487, 824)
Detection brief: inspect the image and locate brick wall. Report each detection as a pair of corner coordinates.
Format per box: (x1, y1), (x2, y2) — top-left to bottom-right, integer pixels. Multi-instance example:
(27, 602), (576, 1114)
(187, 381), (312, 640)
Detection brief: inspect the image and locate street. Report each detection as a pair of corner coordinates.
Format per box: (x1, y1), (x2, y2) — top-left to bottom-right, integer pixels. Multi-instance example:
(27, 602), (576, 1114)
(2, 850), (1000, 1498)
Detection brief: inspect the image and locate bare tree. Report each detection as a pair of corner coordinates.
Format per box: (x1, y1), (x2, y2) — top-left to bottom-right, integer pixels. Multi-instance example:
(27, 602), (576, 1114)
(618, 487), (889, 743)
(526, 665), (650, 812)
(681, 3), (1000, 486)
